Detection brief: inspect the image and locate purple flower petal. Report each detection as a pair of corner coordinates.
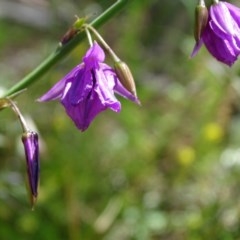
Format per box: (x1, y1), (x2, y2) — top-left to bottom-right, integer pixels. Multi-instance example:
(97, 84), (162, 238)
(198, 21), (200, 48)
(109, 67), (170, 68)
(225, 2), (240, 26)
(61, 66), (121, 131)
(210, 2), (239, 36)
(83, 42), (105, 69)
(190, 39), (204, 58)
(62, 87), (120, 131)
(38, 64), (83, 102)
(68, 68), (94, 105)
(95, 67), (120, 108)
(203, 23), (238, 66)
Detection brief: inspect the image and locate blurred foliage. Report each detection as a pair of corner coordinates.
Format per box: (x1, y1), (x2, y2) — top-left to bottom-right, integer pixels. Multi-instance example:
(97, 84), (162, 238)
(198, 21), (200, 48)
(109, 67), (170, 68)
(1, 0), (240, 239)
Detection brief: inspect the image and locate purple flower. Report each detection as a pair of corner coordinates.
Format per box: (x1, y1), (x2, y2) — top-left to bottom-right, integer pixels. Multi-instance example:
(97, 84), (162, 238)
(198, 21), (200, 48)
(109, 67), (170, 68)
(38, 42), (139, 131)
(22, 131), (39, 206)
(191, 1), (240, 66)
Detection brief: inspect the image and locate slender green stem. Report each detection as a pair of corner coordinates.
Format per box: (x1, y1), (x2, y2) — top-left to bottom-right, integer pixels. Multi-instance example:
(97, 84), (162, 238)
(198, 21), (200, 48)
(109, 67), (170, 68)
(2, 0), (129, 97)
(85, 27), (93, 47)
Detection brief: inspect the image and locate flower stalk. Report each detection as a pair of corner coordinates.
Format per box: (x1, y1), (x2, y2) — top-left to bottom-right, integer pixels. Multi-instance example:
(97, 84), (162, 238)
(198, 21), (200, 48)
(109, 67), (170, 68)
(7, 98), (28, 132)
(85, 27), (93, 47)
(84, 24), (120, 62)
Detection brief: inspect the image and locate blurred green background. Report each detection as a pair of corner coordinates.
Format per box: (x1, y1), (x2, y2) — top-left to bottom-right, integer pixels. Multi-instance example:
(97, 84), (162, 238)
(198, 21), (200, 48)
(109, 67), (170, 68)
(1, 0), (240, 239)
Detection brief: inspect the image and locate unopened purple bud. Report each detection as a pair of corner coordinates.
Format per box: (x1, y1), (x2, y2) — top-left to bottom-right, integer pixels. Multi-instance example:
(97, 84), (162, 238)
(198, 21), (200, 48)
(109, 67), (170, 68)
(22, 131), (39, 207)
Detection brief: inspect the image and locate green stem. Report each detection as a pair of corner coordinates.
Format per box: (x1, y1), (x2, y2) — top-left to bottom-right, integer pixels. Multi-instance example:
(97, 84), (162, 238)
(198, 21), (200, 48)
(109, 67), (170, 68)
(2, 0), (129, 97)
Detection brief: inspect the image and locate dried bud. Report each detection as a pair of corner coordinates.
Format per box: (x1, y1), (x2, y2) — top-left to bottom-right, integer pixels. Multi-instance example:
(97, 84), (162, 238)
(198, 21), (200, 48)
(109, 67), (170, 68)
(194, 0), (208, 43)
(60, 17), (86, 46)
(114, 61), (137, 97)
(60, 28), (79, 45)
(22, 131), (39, 208)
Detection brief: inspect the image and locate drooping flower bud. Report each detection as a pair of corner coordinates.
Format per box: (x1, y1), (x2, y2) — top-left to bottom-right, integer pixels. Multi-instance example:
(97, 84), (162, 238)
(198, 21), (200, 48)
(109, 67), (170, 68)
(191, 0), (240, 66)
(114, 61), (137, 97)
(39, 42), (140, 131)
(22, 131), (39, 208)
(194, 0), (208, 43)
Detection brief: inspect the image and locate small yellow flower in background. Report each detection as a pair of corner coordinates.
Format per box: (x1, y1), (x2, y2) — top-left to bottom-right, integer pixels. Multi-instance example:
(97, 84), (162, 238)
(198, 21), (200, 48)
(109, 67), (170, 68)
(203, 122), (224, 143)
(177, 146), (196, 166)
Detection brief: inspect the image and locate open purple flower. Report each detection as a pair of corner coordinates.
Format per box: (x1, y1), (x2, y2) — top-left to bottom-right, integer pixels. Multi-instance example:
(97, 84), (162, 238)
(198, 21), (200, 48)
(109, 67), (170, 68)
(22, 131), (39, 207)
(38, 42), (139, 131)
(191, 1), (240, 66)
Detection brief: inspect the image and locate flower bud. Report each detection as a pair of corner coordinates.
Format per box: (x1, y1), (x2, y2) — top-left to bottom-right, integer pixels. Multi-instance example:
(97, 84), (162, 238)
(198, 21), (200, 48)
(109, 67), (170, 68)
(114, 61), (137, 97)
(60, 28), (79, 45)
(194, 0), (208, 43)
(22, 131), (39, 208)
(60, 17), (86, 46)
